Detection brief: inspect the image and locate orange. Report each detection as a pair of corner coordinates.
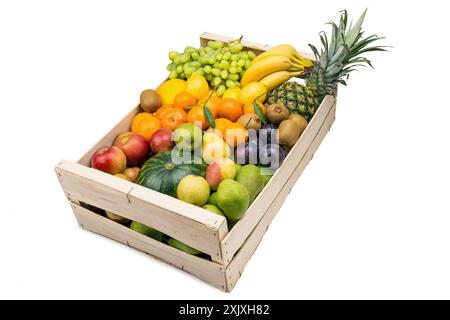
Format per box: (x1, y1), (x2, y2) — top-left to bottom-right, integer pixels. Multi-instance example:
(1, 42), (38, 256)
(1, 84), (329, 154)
(224, 122), (248, 147)
(243, 101), (266, 114)
(197, 95), (221, 118)
(217, 98), (242, 122)
(155, 104), (173, 120)
(131, 112), (161, 140)
(214, 118), (233, 138)
(161, 107), (187, 131)
(187, 106), (208, 129)
(173, 91), (197, 110)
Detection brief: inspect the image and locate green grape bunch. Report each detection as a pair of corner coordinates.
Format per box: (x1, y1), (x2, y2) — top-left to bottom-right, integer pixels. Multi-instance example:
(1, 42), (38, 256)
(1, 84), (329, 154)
(166, 39), (257, 96)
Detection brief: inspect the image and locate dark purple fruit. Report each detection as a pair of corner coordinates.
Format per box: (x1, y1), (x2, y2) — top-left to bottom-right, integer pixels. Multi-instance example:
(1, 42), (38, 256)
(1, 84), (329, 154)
(259, 123), (278, 145)
(235, 140), (258, 165)
(259, 143), (288, 169)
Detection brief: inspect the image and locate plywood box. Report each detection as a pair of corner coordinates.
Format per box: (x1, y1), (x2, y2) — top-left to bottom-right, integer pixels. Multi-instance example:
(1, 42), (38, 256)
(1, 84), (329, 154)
(55, 33), (336, 292)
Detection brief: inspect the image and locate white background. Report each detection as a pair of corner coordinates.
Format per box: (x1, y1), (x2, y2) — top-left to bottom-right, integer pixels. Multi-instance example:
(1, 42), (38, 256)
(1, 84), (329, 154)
(1, 0), (449, 299)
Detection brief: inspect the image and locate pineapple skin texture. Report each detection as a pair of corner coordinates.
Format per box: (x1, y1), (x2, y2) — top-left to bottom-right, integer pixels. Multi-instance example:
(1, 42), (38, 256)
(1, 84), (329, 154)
(266, 82), (319, 121)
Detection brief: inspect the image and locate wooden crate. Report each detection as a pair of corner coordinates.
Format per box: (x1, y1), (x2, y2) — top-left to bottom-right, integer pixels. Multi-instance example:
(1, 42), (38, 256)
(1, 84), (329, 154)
(55, 33), (336, 292)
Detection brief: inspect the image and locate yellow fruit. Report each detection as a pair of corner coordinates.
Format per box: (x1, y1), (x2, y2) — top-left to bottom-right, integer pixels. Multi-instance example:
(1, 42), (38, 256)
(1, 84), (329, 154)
(222, 88), (241, 102)
(157, 79), (187, 105)
(239, 82), (267, 105)
(186, 72), (209, 100)
(258, 70), (303, 91)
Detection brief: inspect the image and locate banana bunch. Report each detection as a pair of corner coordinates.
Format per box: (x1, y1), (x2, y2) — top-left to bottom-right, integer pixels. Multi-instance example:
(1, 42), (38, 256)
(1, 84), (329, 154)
(240, 45), (314, 90)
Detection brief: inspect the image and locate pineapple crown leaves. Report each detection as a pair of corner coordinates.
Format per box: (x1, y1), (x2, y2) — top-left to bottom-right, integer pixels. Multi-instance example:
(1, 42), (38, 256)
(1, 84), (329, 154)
(307, 9), (389, 97)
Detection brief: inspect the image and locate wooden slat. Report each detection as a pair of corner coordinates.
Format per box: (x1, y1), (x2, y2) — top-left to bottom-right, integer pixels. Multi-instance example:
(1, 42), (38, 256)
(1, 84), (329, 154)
(78, 106), (141, 167)
(225, 103), (336, 291)
(55, 160), (228, 262)
(71, 203), (227, 291)
(199, 32), (315, 61)
(221, 95), (336, 265)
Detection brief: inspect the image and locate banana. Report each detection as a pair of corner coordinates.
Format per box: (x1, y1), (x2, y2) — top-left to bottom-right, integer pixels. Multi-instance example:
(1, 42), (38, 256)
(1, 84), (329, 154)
(241, 55), (304, 87)
(252, 45), (314, 67)
(259, 70), (303, 91)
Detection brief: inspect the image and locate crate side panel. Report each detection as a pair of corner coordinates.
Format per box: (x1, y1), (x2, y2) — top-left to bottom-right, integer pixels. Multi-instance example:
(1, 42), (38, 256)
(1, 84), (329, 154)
(221, 95), (336, 264)
(55, 161), (227, 260)
(225, 104), (336, 291)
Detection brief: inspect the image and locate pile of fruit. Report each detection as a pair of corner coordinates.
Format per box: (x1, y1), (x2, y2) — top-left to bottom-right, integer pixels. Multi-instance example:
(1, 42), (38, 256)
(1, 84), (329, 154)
(90, 10), (385, 256)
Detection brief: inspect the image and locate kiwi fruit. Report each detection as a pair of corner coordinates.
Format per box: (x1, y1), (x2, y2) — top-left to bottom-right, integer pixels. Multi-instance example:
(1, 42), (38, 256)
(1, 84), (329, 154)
(266, 103), (289, 124)
(237, 114), (261, 131)
(140, 89), (162, 113)
(277, 119), (301, 148)
(288, 114), (308, 136)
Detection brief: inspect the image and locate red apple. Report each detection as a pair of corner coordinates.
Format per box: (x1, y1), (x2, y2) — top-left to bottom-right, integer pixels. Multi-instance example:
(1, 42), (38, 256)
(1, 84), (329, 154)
(91, 146), (127, 174)
(113, 132), (149, 166)
(124, 167), (140, 183)
(149, 128), (174, 153)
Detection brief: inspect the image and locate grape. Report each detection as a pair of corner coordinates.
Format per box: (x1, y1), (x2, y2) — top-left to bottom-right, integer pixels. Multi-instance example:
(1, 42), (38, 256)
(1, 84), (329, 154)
(217, 85), (226, 96)
(228, 73), (239, 81)
(169, 51), (179, 61)
(245, 60), (251, 68)
(213, 62), (220, 68)
(220, 69), (228, 79)
(207, 56), (216, 64)
(219, 60), (230, 69)
(180, 53), (190, 64)
(239, 52), (248, 60)
(167, 63), (176, 71)
(226, 80), (236, 88)
(191, 52), (200, 61)
(196, 67), (205, 76)
(230, 43), (243, 53)
(205, 46), (214, 53)
(204, 65), (212, 74)
(215, 53), (223, 61)
(230, 60), (238, 68)
(223, 52), (231, 60)
(234, 80), (241, 88)
(211, 68), (221, 76)
(174, 55), (183, 65)
(176, 65), (184, 73)
(185, 70), (194, 78)
(207, 40), (224, 50)
(231, 54), (239, 61)
(247, 51), (256, 60)
(179, 72), (186, 78)
(169, 70), (178, 79)
(229, 66), (237, 74)
(199, 48), (206, 56)
(238, 59), (246, 67)
(212, 76), (222, 87)
(236, 66), (243, 73)
(206, 73), (214, 81)
(184, 46), (197, 54)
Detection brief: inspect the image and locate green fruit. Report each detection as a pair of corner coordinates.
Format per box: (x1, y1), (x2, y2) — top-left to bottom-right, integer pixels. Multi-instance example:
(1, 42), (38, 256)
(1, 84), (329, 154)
(137, 151), (207, 198)
(202, 204), (226, 218)
(217, 179), (249, 222)
(176, 175), (210, 206)
(173, 123), (202, 151)
(258, 165), (273, 186)
(168, 238), (202, 255)
(235, 165), (264, 202)
(130, 221), (163, 241)
(207, 192), (218, 206)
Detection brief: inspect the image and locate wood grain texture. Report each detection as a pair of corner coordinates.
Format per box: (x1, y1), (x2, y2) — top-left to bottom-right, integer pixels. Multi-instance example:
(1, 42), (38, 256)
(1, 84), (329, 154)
(225, 103), (336, 291)
(221, 95), (336, 265)
(72, 203), (227, 291)
(55, 160), (228, 262)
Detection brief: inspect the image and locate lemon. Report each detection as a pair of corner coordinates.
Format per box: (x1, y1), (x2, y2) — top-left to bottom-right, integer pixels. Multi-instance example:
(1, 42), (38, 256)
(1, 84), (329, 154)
(222, 88), (241, 102)
(239, 82), (267, 105)
(186, 72), (209, 100)
(157, 79), (186, 105)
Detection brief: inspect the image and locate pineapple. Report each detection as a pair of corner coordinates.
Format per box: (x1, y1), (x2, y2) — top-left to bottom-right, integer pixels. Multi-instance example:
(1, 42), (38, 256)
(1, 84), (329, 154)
(266, 9), (387, 121)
